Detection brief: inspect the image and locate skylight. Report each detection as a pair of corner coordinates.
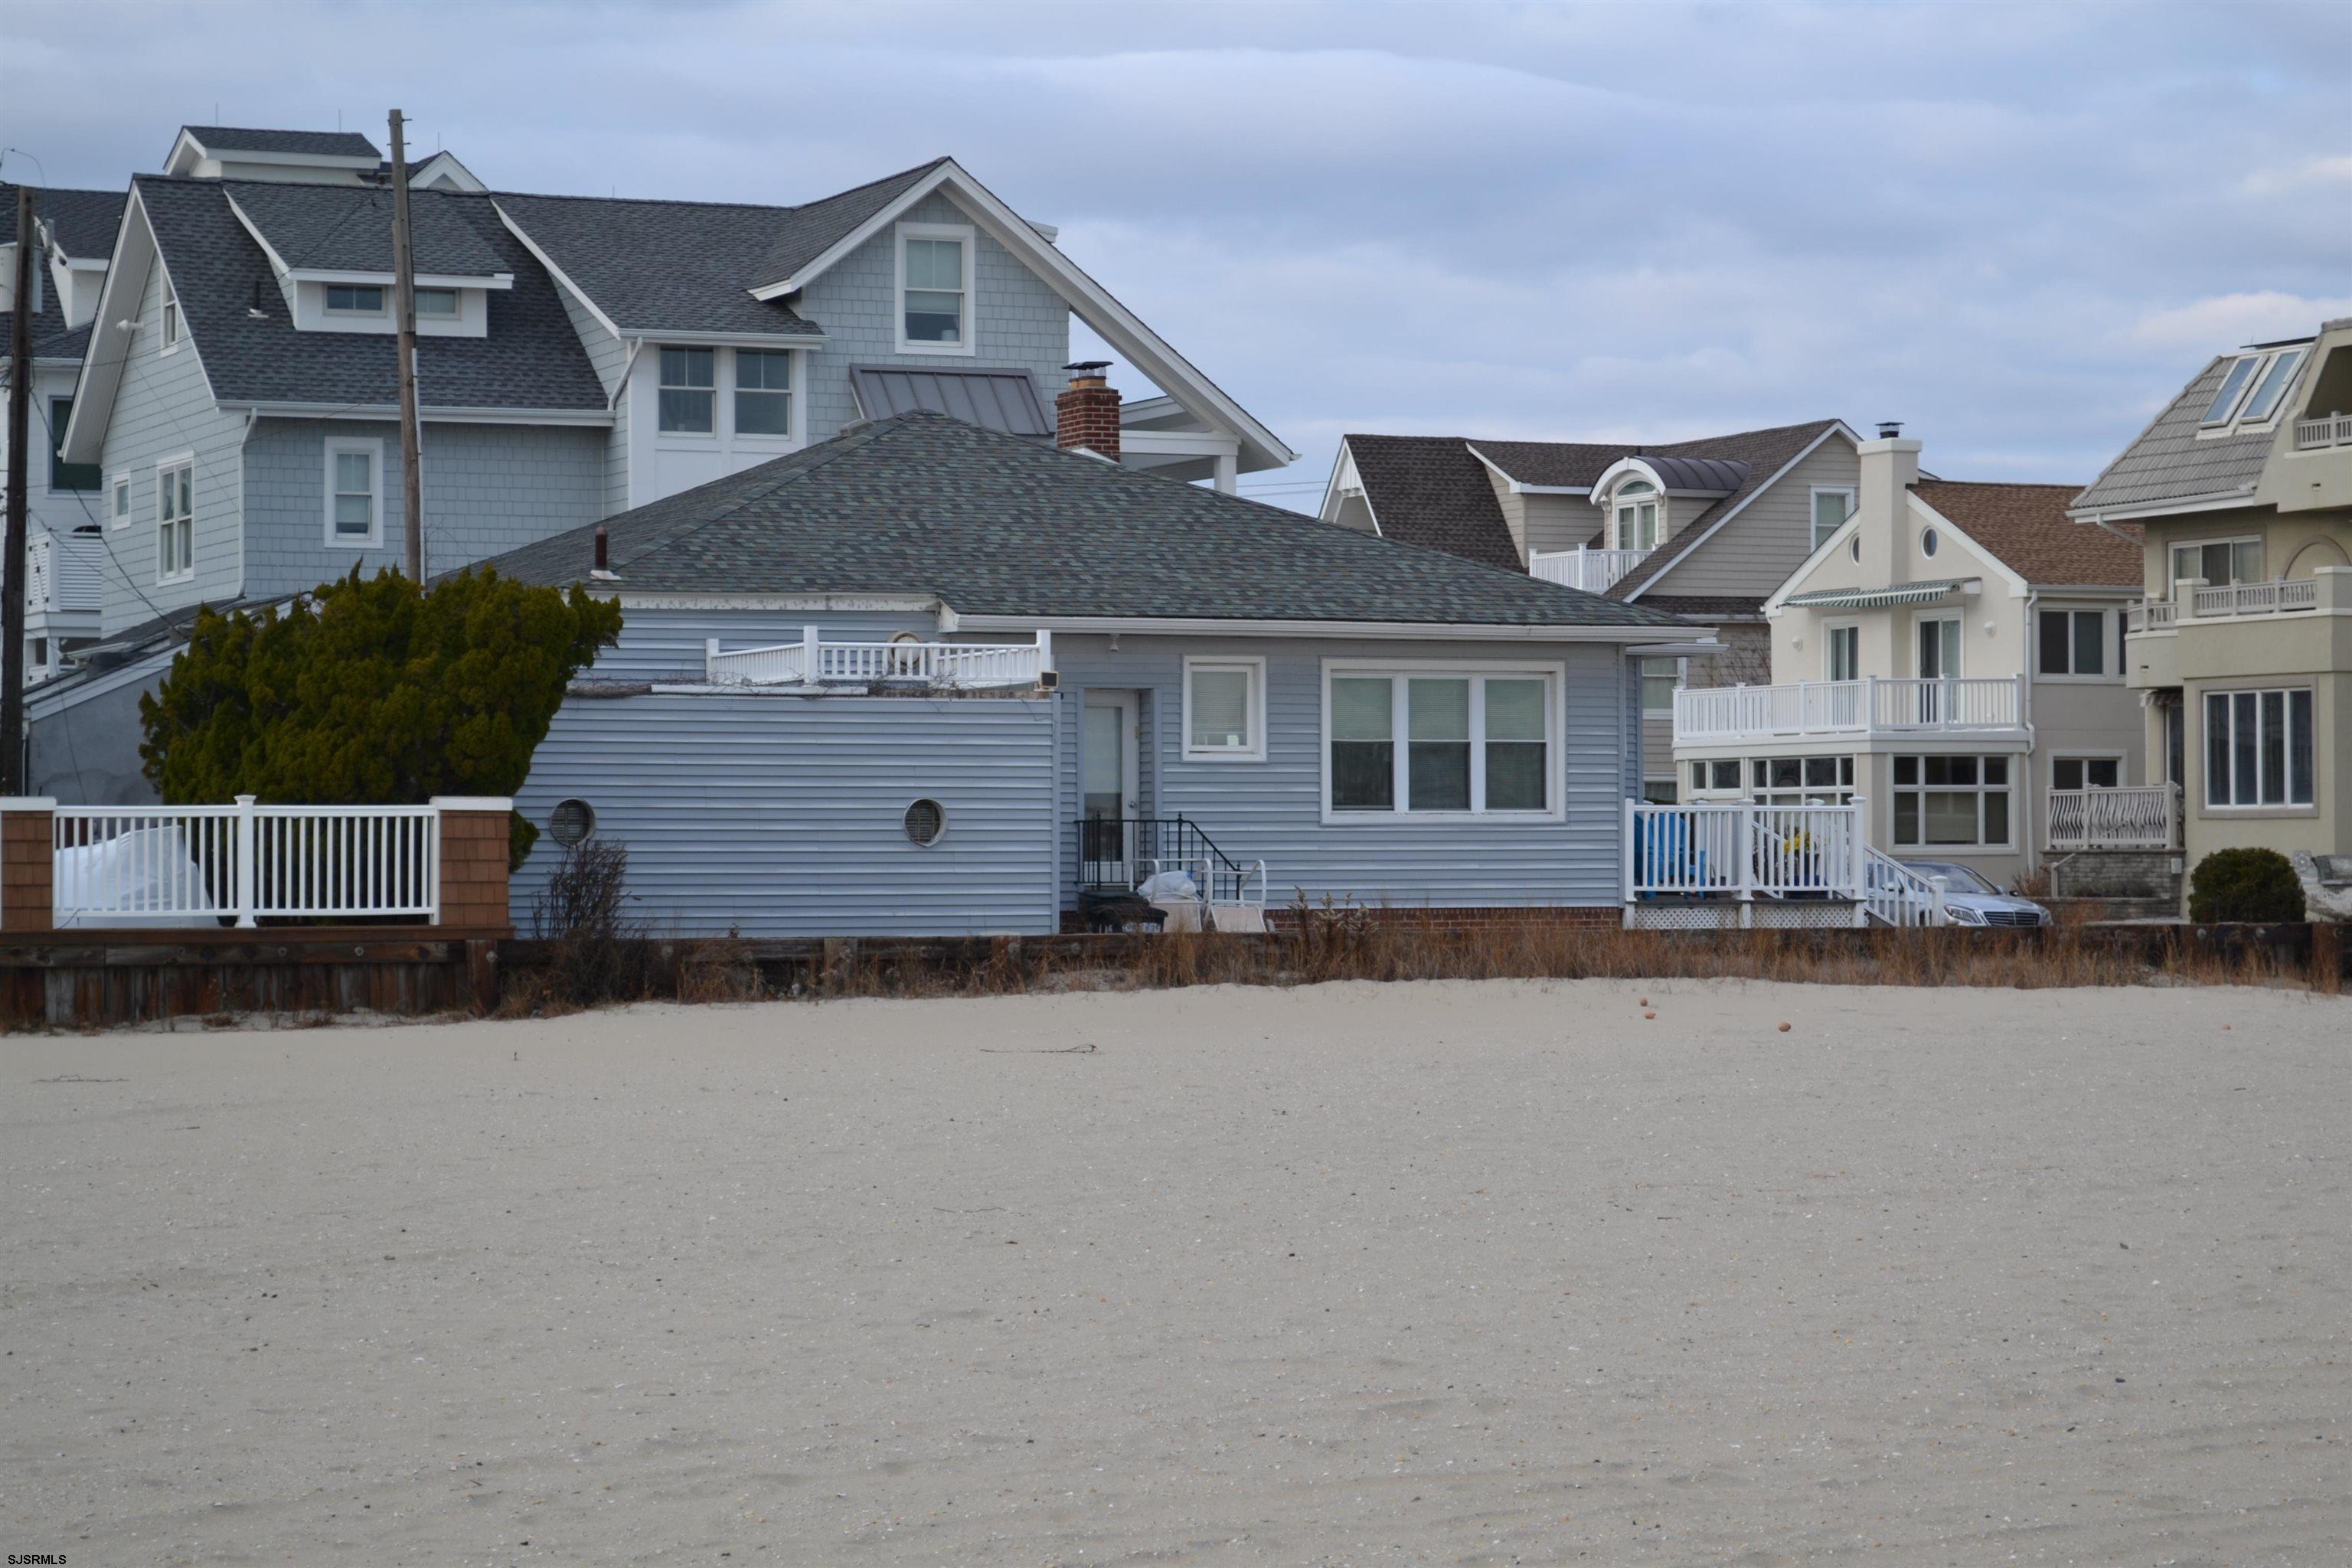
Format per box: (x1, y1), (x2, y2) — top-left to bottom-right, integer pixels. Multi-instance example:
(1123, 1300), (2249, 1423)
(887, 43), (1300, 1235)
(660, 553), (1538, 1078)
(2239, 347), (2307, 424)
(2199, 354), (2262, 426)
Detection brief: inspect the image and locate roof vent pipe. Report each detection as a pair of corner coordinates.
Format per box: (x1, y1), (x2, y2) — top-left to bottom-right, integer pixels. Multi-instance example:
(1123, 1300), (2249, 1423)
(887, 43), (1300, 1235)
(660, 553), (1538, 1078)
(590, 524), (618, 581)
(1877, 420), (1903, 439)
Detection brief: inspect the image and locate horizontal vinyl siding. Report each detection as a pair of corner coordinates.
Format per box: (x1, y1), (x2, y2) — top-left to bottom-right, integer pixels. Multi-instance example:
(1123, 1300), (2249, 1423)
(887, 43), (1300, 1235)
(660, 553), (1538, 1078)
(511, 691), (1057, 937)
(1655, 439), (1858, 598)
(1052, 634), (1632, 912)
(243, 419), (605, 599)
(96, 253), (245, 635)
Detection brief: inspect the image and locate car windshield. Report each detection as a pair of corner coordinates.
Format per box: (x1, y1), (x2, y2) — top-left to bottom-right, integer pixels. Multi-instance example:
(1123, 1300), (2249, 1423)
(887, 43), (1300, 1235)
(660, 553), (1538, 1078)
(1906, 861), (2001, 896)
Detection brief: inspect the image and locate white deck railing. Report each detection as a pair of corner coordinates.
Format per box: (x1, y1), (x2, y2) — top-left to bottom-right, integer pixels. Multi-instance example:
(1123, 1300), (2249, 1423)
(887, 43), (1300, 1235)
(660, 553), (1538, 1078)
(1530, 546), (1650, 595)
(2190, 579), (2319, 618)
(51, 798), (441, 928)
(707, 629), (1051, 689)
(2126, 599), (2177, 635)
(1674, 675), (2024, 743)
(1861, 846), (1949, 927)
(1625, 800), (1864, 903)
(2294, 412), (2352, 451)
(2047, 783), (2178, 850)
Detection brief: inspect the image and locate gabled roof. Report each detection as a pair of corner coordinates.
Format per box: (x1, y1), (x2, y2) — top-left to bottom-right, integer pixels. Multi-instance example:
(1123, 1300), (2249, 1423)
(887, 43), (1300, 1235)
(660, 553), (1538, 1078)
(25, 184), (126, 260)
(486, 411), (1689, 630)
(1913, 480), (2138, 587)
(227, 180), (510, 276)
(0, 184), (109, 366)
(491, 191), (827, 338)
(1338, 436), (1521, 571)
(1605, 420), (1850, 599)
(2069, 348), (2308, 515)
(756, 159), (951, 285)
(178, 126), (382, 161)
(122, 175), (604, 413)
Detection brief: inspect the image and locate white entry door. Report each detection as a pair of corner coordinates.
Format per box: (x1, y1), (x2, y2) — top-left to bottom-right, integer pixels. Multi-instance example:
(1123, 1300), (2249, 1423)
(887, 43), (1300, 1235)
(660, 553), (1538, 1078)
(1081, 692), (1141, 884)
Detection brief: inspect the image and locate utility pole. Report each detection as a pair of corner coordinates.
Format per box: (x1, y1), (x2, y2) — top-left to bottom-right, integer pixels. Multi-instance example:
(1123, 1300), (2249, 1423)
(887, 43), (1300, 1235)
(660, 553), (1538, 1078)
(388, 109), (425, 580)
(3, 187), (34, 793)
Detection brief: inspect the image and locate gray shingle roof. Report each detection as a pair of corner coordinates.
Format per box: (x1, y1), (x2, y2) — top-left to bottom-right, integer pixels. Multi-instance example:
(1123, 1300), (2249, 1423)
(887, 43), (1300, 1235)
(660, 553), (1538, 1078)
(1341, 435), (1521, 570)
(136, 175), (604, 412)
(227, 180), (509, 275)
(487, 412), (1691, 629)
(1606, 420), (1846, 598)
(2071, 350), (2305, 513)
(183, 126), (381, 160)
(0, 185), (106, 365)
(756, 158), (949, 283)
(24, 184), (126, 259)
(491, 190), (825, 338)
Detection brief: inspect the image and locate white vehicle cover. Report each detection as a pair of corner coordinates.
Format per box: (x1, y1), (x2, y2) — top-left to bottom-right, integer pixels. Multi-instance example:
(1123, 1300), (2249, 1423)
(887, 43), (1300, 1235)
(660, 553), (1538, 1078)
(52, 826), (223, 929)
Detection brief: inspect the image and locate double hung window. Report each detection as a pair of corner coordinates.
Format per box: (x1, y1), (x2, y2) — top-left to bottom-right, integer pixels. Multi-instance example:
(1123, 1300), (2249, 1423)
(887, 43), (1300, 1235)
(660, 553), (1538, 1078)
(156, 459), (194, 583)
(735, 349), (792, 436)
(658, 346), (716, 434)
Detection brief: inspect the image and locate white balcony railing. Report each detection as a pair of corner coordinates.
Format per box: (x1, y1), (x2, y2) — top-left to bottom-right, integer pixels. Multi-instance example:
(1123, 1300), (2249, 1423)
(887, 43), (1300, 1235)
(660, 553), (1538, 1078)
(707, 629), (1052, 690)
(1625, 799), (1865, 903)
(2294, 412), (2352, 451)
(51, 799), (442, 928)
(2190, 579), (2319, 619)
(1530, 546), (1650, 594)
(2047, 783), (2179, 850)
(2126, 599), (2178, 635)
(1673, 675), (2024, 744)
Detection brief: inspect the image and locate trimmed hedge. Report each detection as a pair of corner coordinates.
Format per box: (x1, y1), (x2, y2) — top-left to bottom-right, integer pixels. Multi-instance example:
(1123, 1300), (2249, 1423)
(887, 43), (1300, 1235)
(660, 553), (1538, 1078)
(2187, 847), (2305, 923)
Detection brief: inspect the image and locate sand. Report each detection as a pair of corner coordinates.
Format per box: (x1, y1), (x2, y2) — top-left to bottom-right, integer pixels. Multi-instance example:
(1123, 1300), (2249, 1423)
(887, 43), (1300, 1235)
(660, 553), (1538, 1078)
(3, 978), (2347, 1565)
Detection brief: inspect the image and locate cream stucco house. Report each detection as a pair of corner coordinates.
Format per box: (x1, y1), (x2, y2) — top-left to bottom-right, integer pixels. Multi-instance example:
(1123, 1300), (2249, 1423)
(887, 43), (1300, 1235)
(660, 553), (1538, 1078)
(2070, 318), (2352, 911)
(1674, 428), (2148, 890)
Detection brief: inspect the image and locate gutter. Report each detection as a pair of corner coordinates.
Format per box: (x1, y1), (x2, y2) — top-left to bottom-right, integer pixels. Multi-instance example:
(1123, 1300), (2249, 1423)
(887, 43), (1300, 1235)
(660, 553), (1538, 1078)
(944, 612), (1694, 645)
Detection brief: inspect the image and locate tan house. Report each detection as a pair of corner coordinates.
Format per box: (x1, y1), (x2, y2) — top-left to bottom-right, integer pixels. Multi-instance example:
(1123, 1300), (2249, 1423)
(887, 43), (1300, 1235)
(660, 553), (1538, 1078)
(1321, 420), (1864, 799)
(1674, 430), (2148, 890)
(2069, 318), (2352, 910)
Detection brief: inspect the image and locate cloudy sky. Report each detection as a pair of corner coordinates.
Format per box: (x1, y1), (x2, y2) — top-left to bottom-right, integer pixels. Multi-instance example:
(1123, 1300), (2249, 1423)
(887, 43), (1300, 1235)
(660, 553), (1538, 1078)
(5, 1), (2347, 508)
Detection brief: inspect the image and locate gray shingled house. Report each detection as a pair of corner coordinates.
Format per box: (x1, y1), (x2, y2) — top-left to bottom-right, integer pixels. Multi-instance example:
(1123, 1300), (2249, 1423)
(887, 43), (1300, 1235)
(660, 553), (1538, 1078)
(485, 411), (1705, 936)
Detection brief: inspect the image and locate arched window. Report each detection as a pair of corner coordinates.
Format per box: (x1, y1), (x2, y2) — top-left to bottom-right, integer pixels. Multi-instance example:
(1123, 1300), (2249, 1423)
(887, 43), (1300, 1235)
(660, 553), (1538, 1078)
(1612, 479), (1660, 553)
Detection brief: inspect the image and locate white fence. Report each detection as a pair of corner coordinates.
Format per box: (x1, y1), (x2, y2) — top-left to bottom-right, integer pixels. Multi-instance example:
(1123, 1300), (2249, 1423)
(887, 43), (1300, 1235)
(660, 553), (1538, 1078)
(2126, 599), (2177, 634)
(2190, 578), (2319, 618)
(2295, 412), (2352, 451)
(2047, 783), (2177, 850)
(1530, 547), (1650, 594)
(51, 798), (440, 928)
(1861, 846), (1949, 927)
(1624, 800), (1865, 907)
(1674, 675), (2024, 743)
(707, 629), (1050, 689)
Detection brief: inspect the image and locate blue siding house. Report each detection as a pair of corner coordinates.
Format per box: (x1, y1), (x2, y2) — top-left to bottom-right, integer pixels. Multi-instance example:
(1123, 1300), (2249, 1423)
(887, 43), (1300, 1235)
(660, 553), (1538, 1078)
(487, 412), (1701, 936)
(31, 124), (1293, 801)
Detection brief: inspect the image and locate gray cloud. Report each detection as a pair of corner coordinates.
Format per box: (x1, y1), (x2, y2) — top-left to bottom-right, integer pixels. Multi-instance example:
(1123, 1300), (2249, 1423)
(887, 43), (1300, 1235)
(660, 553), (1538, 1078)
(4, 1), (2346, 506)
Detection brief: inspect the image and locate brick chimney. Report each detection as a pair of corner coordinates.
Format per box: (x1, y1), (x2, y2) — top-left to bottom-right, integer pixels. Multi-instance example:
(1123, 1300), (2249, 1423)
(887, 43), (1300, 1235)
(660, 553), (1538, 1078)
(1057, 361), (1121, 460)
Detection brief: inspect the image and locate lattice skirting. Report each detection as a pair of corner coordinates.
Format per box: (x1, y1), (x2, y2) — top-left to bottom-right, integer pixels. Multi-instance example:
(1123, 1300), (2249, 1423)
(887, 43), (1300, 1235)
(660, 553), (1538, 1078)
(1625, 900), (1864, 930)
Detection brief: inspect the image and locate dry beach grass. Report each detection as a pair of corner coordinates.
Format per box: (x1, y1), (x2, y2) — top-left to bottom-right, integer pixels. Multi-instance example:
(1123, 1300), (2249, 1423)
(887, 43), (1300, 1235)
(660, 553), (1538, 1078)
(4, 978), (2347, 1563)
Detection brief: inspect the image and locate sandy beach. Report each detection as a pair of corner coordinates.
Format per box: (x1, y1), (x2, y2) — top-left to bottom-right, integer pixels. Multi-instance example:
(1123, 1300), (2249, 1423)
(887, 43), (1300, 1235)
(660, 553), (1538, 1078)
(4, 978), (2347, 1564)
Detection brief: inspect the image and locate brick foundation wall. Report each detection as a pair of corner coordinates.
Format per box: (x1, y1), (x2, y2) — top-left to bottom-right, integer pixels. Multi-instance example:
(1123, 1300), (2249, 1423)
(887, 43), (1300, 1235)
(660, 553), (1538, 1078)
(2047, 849), (2184, 901)
(434, 799), (515, 934)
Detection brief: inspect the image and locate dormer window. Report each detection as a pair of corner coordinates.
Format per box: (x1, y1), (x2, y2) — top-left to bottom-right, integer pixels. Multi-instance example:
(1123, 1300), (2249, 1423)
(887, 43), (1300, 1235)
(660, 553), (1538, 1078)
(412, 286), (459, 318)
(1613, 479), (1659, 552)
(325, 284), (386, 315)
(896, 223), (974, 354)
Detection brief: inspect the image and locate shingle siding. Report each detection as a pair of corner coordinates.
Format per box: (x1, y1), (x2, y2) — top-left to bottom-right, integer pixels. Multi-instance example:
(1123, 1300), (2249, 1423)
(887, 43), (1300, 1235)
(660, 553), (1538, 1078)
(97, 253), (246, 634)
(551, 283), (632, 515)
(794, 191), (1070, 442)
(240, 419), (604, 599)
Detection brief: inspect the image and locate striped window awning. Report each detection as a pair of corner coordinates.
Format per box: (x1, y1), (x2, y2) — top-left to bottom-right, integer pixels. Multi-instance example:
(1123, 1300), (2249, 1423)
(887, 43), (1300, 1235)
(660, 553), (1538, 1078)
(1782, 580), (1966, 610)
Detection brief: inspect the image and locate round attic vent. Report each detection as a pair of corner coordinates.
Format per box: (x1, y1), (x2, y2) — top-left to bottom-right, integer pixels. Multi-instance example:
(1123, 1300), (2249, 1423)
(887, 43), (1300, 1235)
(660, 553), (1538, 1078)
(549, 799), (596, 847)
(904, 799), (946, 847)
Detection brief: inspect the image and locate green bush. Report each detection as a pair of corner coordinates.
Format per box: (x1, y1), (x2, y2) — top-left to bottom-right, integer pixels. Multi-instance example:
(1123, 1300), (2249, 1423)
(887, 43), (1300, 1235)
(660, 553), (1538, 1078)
(2187, 847), (2305, 923)
(140, 566), (622, 867)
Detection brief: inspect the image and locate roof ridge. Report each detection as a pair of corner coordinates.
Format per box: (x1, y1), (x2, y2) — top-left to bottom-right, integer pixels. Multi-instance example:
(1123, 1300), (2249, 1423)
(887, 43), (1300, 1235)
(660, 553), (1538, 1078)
(486, 158), (950, 217)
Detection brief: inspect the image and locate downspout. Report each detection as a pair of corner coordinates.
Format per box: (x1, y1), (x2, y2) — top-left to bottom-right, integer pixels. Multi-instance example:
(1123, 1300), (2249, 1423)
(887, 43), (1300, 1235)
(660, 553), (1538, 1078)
(2020, 587), (2037, 872)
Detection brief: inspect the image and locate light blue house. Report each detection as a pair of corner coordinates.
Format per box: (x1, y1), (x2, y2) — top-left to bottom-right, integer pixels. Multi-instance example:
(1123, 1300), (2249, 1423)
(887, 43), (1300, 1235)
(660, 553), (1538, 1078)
(31, 125), (1292, 801)
(485, 411), (1704, 936)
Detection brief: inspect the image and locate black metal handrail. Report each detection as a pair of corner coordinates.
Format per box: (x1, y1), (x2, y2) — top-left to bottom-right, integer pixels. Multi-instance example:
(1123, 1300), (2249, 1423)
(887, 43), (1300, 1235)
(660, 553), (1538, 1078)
(1075, 815), (1247, 893)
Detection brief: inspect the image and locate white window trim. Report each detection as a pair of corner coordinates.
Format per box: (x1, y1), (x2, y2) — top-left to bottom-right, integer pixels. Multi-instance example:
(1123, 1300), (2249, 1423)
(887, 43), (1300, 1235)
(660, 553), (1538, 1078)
(1810, 486), (1857, 550)
(110, 470), (132, 529)
(1914, 611), (1963, 679)
(1749, 753), (1858, 805)
(2164, 534), (2263, 594)
(2233, 345), (2308, 432)
(323, 436), (385, 549)
(155, 452), (195, 586)
(1609, 479), (1661, 552)
(2202, 685), (2318, 814)
(893, 220), (977, 357)
(411, 286), (460, 318)
(1823, 619), (1860, 682)
(1181, 655), (1267, 763)
(323, 283), (389, 317)
(2050, 751), (2127, 794)
(1639, 655), (1681, 716)
(2035, 605), (2120, 684)
(655, 344), (718, 438)
(1318, 659), (1566, 825)
(1892, 753), (2016, 851)
(159, 283), (181, 354)
(730, 346), (802, 446)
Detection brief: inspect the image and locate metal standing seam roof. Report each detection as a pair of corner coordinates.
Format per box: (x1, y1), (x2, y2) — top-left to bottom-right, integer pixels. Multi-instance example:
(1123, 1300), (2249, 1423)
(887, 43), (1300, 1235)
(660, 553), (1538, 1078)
(485, 410), (1697, 629)
(2071, 348), (2311, 514)
(1629, 455), (1749, 493)
(849, 365), (1050, 436)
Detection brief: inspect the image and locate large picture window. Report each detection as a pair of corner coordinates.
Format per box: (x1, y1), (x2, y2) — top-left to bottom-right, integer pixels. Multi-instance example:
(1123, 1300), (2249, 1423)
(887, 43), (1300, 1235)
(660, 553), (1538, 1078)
(2204, 688), (2314, 808)
(1182, 657), (1266, 761)
(1894, 754), (2011, 847)
(1325, 666), (1558, 818)
(658, 346), (716, 434)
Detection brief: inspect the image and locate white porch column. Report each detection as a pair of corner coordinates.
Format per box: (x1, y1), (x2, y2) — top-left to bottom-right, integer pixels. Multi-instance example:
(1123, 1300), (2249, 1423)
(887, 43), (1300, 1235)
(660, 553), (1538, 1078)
(1213, 452), (1238, 494)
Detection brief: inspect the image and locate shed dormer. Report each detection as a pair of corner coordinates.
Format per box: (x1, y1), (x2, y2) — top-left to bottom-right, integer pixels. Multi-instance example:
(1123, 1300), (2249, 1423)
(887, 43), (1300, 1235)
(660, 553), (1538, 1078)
(224, 182), (511, 337)
(165, 126), (387, 185)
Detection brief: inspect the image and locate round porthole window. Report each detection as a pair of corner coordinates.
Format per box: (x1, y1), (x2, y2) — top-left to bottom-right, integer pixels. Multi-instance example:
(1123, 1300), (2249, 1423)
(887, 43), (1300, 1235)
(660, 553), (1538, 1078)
(904, 799), (946, 847)
(1920, 526), (1940, 557)
(1849, 537), (1861, 563)
(548, 798), (596, 847)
